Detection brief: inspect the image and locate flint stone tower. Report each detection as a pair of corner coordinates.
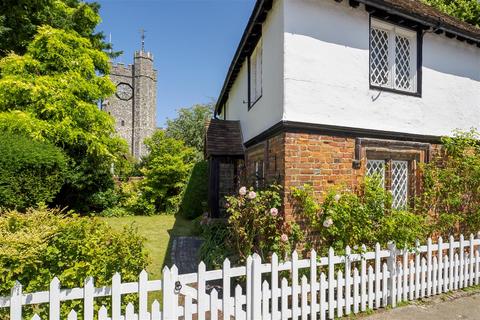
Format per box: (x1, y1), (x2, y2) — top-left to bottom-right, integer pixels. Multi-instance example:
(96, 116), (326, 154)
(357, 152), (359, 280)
(103, 50), (157, 159)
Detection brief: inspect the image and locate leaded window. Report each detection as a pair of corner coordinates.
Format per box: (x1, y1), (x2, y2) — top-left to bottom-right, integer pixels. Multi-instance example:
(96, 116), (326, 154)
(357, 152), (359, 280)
(366, 159), (409, 209)
(249, 39), (262, 108)
(370, 19), (417, 93)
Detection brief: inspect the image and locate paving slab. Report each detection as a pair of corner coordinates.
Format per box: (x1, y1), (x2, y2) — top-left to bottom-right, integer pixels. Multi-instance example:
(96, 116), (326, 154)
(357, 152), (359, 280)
(170, 236), (203, 274)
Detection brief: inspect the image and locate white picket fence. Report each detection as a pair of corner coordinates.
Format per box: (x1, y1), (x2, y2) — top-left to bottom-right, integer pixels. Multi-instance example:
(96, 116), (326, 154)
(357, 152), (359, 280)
(2, 234), (480, 319)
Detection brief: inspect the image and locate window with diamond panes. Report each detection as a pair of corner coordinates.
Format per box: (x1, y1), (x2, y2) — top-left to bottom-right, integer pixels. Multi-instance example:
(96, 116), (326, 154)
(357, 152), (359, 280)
(366, 159), (385, 187)
(370, 19), (417, 93)
(391, 160), (408, 209)
(366, 159), (410, 209)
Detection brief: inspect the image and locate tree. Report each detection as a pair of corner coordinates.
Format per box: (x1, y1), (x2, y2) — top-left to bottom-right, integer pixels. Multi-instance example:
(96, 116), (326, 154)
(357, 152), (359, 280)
(141, 130), (196, 213)
(0, 0), (119, 57)
(0, 26), (128, 212)
(165, 103), (213, 157)
(423, 0), (480, 26)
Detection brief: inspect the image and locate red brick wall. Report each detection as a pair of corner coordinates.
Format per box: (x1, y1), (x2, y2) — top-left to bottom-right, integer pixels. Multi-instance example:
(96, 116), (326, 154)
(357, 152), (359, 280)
(283, 133), (363, 220)
(243, 131), (443, 232)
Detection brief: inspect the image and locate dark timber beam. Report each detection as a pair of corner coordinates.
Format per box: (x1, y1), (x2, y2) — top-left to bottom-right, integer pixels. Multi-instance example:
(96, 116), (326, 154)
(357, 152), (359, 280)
(349, 0), (360, 8)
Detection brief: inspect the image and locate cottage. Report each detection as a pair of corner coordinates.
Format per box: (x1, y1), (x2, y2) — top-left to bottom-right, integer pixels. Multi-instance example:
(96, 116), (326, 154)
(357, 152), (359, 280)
(206, 0), (480, 218)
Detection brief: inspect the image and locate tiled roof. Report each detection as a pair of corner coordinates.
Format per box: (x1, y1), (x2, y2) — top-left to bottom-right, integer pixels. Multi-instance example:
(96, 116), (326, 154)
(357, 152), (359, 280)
(205, 119), (244, 157)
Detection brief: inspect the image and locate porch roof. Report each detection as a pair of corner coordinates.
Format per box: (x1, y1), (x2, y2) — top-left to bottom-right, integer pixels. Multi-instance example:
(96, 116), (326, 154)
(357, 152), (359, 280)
(205, 119), (244, 158)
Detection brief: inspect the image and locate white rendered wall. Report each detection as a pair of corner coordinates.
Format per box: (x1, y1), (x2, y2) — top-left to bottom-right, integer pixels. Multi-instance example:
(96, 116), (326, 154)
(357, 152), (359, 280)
(283, 0), (480, 137)
(225, 0), (285, 142)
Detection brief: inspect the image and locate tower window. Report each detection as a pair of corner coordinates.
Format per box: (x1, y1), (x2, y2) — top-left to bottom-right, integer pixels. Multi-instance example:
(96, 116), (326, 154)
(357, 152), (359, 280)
(121, 120), (125, 126)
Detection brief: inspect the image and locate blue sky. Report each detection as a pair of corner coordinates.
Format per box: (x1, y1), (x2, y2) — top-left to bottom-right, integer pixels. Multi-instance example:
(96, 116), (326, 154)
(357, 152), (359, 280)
(94, 0), (255, 127)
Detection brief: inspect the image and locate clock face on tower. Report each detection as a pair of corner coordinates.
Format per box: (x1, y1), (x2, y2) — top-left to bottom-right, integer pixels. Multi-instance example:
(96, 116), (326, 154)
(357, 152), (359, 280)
(115, 83), (133, 101)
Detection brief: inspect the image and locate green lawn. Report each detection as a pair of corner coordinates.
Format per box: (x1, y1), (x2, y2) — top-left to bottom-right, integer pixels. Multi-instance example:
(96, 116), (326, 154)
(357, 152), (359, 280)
(103, 215), (198, 280)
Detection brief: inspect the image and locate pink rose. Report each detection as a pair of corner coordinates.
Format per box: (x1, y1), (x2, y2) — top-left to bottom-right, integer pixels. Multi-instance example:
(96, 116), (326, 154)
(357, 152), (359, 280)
(270, 208), (278, 216)
(323, 218), (333, 228)
(239, 186), (247, 196)
(281, 234), (288, 242)
(248, 191), (257, 199)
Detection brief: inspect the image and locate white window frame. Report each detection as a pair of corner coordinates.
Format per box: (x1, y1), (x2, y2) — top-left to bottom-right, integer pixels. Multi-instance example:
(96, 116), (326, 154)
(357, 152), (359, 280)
(248, 39), (262, 109)
(370, 19), (418, 94)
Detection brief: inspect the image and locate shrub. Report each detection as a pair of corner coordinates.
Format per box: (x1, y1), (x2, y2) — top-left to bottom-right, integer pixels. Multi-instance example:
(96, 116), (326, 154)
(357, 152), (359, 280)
(198, 220), (231, 269)
(140, 131), (196, 214)
(180, 161), (209, 219)
(0, 133), (68, 210)
(291, 178), (427, 254)
(0, 207), (149, 318)
(418, 130), (480, 236)
(224, 185), (304, 263)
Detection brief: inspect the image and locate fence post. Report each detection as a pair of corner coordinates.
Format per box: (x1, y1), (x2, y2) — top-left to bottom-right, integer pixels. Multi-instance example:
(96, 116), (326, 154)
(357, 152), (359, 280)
(222, 258), (231, 320)
(251, 253), (262, 320)
(387, 242), (397, 307)
(10, 281), (22, 320)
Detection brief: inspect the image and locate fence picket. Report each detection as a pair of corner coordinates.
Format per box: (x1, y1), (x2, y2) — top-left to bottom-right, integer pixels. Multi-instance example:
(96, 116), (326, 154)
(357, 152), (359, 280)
(151, 300), (161, 320)
(310, 249), (318, 318)
(10, 282), (22, 320)
(210, 289), (219, 320)
(234, 285), (243, 320)
(409, 260), (414, 301)
(402, 248), (408, 302)
(67, 309), (77, 320)
(476, 250), (480, 285)
(374, 243), (381, 309)
(222, 258), (231, 320)
(449, 236), (455, 291)
(139, 270), (148, 320)
(292, 251), (299, 320)
(460, 234), (465, 288)
(454, 253), (459, 290)
(360, 245), (367, 312)
(125, 302), (135, 320)
(319, 273), (327, 320)
(301, 276), (308, 320)
(382, 263), (388, 308)
(421, 257), (426, 297)
(443, 255), (449, 293)
(112, 272), (121, 320)
(98, 306), (109, 320)
(49, 277), (61, 320)
(328, 247), (335, 319)
(427, 238), (432, 296)
(271, 253), (280, 320)
(252, 253), (262, 320)
(415, 248), (421, 299)
(433, 256), (438, 296)
(262, 280), (270, 320)
(387, 243), (397, 307)
(438, 237), (443, 293)
(281, 278), (288, 320)
(31, 315), (40, 320)
(396, 263), (402, 303)
(197, 262), (206, 320)
(367, 266), (373, 310)
(352, 268), (359, 314)
(84, 277), (94, 320)
(246, 255), (252, 320)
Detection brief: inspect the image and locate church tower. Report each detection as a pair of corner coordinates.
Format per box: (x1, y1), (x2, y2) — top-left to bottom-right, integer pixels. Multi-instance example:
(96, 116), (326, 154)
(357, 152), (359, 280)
(103, 48), (157, 159)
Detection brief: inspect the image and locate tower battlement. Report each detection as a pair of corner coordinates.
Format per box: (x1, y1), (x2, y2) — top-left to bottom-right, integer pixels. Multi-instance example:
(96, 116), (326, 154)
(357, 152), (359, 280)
(104, 51), (157, 159)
